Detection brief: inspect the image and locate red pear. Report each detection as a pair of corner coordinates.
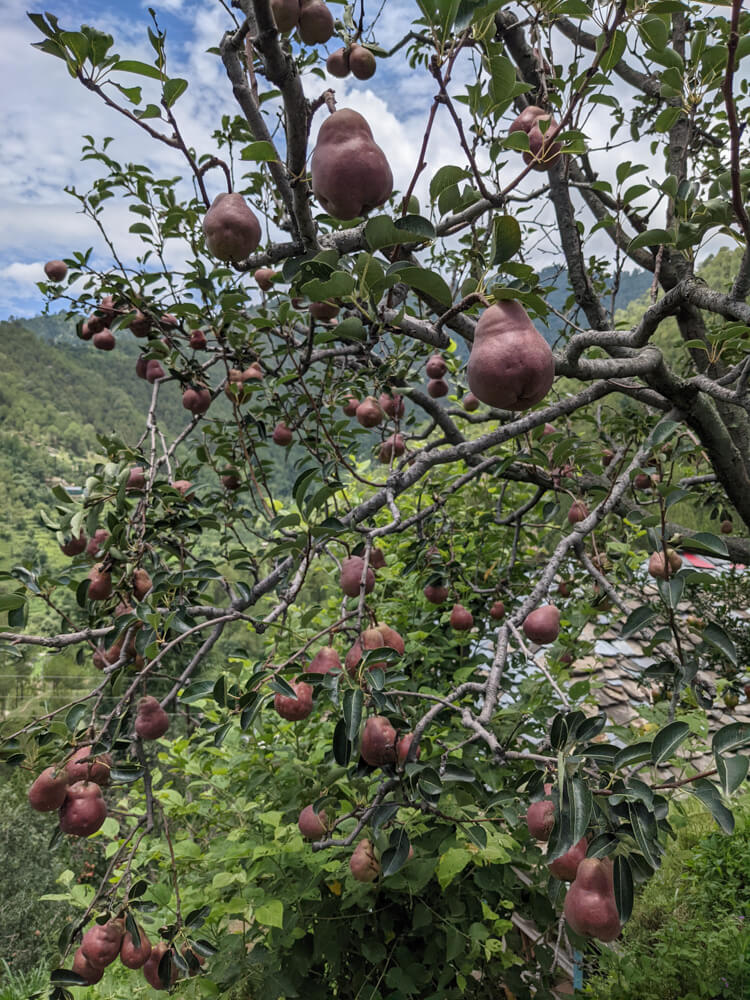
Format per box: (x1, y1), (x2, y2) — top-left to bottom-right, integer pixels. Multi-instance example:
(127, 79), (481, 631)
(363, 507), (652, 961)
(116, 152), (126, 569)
(549, 836), (587, 881)
(360, 716), (397, 767)
(28, 766), (69, 812)
(298, 803), (328, 840)
(526, 799), (555, 841)
(450, 603), (474, 631)
(307, 645), (341, 674)
(522, 605), (560, 644)
(564, 858), (621, 941)
(203, 192), (261, 262)
(135, 696), (170, 740)
(274, 680), (314, 721)
(311, 109), (393, 220)
(120, 924), (152, 969)
(350, 838), (380, 882)
(44, 260), (67, 281)
(468, 302), (554, 410)
(59, 781), (107, 837)
(340, 556), (375, 597)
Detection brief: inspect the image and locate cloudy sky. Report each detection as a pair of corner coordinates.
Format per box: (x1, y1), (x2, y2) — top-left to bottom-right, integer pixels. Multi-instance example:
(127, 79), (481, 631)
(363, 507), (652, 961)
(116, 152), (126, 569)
(0, 0), (735, 321)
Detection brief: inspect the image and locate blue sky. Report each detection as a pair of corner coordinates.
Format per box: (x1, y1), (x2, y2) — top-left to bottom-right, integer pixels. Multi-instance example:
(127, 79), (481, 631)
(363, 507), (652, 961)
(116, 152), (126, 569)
(3, 0), (724, 322)
(2, 0), (453, 319)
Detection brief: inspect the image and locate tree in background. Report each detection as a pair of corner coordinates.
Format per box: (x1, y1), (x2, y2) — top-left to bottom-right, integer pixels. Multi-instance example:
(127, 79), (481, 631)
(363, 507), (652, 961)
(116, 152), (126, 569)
(4, 1), (750, 997)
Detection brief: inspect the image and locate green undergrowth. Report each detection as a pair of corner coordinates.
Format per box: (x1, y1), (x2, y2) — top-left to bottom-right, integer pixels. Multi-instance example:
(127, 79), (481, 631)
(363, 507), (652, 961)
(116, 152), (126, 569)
(581, 795), (750, 1000)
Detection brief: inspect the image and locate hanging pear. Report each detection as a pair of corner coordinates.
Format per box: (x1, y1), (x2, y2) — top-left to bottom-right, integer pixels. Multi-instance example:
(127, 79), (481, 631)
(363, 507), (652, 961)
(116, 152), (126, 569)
(467, 301), (555, 410)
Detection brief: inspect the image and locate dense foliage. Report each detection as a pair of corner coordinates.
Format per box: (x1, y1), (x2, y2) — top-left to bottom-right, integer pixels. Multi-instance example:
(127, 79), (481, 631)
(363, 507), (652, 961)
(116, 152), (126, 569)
(3, 0), (750, 997)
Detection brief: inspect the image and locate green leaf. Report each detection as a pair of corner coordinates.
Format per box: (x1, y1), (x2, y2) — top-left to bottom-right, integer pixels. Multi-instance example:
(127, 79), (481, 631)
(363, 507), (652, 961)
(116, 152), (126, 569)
(587, 832), (618, 858)
(393, 215), (436, 239)
(50, 971), (90, 988)
(621, 603), (659, 638)
(255, 899), (284, 929)
(651, 419), (680, 445)
(381, 828), (411, 877)
(302, 271), (356, 301)
(639, 16), (668, 50)
(689, 778), (734, 833)
(386, 264), (452, 306)
(343, 688), (363, 743)
(430, 165), (471, 200)
(441, 764), (475, 783)
(715, 752), (748, 797)
(627, 801), (661, 869)
(436, 847), (473, 888)
(651, 721), (690, 764)
(684, 532), (729, 557)
(614, 741), (653, 769)
(613, 855), (634, 923)
(566, 776), (593, 845)
(712, 722), (750, 756)
(627, 228), (675, 253)
(114, 59), (164, 80)
(0, 593), (27, 613)
(333, 718), (352, 766)
(597, 29), (627, 71)
(701, 623), (737, 664)
(163, 77), (188, 107)
(491, 215), (522, 266)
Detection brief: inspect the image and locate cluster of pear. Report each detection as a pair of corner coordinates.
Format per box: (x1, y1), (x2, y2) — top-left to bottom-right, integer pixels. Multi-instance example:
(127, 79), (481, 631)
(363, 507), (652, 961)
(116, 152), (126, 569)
(274, 614), (404, 723)
(425, 353), (449, 399)
(509, 105), (563, 171)
(271, 0), (334, 44)
(526, 790), (621, 942)
(326, 44), (376, 80)
(70, 917), (153, 985)
(28, 746), (112, 837)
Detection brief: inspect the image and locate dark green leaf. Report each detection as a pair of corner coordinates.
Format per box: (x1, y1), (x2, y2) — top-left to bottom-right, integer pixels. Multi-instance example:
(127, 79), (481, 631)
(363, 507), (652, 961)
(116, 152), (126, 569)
(386, 264), (452, 306)
(50, 971), (89, 988)
(715, 752), (748, 797)
(381, 828), (411, 877)
(701, 623), (737, 664)
(614, 741), (653, 770)
(613, 855), (634, 923)
(651, 721), (690, 764)
(343, 688), (363, 743)
(566, 776), (593, 845)
(712, 722), (750, 756)
(689, 778), (734, 833)
(587, 832), (618, 858)
(491, 215), (522, 265)
(185, 905), (210, 929)
(627, 228), (675, 252)
(333, 718), (352, 766)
